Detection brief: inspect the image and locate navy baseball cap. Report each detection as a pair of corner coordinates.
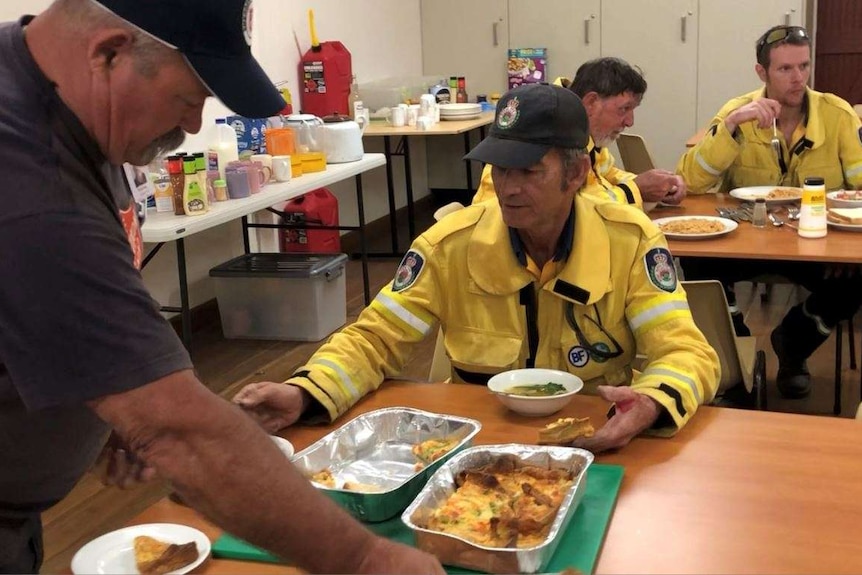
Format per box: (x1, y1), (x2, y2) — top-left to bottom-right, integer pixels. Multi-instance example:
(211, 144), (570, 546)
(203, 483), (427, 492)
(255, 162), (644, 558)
(465, 83), (589, 169)
(92, 0), (285, 119)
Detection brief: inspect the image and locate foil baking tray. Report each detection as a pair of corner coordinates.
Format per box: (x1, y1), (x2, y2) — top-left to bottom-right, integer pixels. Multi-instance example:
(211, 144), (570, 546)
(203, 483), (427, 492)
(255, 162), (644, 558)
(401, 444), (593, 574)
(291, 407), (481, 522)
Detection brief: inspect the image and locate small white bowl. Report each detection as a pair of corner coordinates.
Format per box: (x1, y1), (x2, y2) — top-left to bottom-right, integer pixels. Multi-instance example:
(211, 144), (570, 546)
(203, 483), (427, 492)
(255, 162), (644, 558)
(271, 435), (294, 458)
(487, 368), (584, 417)
(826, 190), (862, 209)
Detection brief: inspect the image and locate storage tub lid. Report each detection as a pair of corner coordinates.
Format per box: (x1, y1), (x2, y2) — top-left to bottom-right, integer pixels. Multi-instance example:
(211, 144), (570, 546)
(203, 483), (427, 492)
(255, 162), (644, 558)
(209, 252), (348, 279)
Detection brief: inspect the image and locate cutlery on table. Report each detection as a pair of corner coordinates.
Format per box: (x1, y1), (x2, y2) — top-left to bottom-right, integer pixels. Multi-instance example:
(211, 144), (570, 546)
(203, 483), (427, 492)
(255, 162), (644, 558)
(771, 118), (782, 159)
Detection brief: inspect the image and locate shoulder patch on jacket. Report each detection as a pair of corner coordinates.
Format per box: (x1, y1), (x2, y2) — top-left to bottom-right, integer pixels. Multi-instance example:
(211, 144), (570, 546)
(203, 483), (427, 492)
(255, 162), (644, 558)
(422, 203), (486, 246)
(644, 247), (677, 292)
(392, 250), (425, 292)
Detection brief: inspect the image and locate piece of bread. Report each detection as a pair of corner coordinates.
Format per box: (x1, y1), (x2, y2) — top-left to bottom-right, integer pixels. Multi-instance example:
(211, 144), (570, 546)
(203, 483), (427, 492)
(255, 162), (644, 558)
(828, 207), (862, 225)
(537, 417), (594, 445)
(133, 535), (199, 575)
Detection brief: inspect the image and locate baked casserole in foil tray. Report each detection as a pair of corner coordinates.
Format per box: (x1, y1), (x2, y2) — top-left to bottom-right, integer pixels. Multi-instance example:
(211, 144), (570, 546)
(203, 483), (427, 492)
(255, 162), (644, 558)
(291, 407), (481, 522)
(401, 444), (593, 574)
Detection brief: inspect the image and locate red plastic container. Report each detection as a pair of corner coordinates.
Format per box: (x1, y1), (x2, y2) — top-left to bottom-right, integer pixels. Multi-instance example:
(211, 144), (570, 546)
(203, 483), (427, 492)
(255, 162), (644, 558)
(281, 188), (341, 253)
(299, 41), (352, 117)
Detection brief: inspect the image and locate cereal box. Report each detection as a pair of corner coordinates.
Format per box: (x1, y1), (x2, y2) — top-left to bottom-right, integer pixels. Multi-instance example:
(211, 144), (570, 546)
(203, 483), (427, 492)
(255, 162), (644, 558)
(508, 48), (547, 89)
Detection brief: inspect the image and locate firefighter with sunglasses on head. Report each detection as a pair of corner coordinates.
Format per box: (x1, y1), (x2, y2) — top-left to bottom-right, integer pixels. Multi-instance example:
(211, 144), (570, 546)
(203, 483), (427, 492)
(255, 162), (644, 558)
(235, 84), (720, 454)
(677, 25), (862, 400)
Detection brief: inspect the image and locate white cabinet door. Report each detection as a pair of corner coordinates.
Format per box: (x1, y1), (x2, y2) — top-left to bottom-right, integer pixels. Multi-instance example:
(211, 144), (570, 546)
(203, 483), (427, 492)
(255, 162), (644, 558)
(508, 0), (602, 83)
(696, 0), (805, 129)
(421, 0), (509, 99)
(601, 0), (699, 170)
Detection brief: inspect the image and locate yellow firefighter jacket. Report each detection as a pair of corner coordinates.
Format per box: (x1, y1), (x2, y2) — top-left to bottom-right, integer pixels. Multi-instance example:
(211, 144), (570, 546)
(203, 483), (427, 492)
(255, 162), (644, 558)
(472, 138), (643, 207)
(677, 87), (862, 193)
(287, 195), (719, 435)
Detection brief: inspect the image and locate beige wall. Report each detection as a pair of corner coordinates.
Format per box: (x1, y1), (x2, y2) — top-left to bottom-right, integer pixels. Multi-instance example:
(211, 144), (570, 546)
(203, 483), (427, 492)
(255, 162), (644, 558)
(3, 0), (425, 313)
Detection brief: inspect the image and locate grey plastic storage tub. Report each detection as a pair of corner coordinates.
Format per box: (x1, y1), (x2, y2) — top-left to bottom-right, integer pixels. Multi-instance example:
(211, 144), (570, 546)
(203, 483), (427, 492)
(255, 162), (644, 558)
(209, 252), (348, 341)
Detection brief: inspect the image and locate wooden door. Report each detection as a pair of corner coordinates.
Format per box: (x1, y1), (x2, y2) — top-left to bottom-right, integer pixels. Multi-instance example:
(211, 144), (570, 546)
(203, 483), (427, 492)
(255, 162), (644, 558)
(601, 0), (698, 171)
(508, 0), (602, 83)
(697, 0), (805, 129)
(814, 0), (862, 105)
(421, 0), (509, 99)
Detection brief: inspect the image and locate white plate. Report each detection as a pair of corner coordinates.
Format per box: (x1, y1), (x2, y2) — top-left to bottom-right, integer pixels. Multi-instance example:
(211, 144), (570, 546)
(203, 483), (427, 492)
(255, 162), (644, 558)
(440, 113), (481, 121)
(653, 215), (738, 240)
(272, 435), (294, 458)
(71, 523), (210, 575)
(826, 190), (862, 209)
(827, 220), (862, 232)
(439, 103), (482, 113)
(729, 186), (803, 203)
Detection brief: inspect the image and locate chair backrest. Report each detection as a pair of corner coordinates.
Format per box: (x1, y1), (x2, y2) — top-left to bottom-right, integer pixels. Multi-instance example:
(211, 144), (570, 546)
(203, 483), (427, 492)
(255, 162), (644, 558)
(681, 280), (746, 394)
(616, 133), (656, 174)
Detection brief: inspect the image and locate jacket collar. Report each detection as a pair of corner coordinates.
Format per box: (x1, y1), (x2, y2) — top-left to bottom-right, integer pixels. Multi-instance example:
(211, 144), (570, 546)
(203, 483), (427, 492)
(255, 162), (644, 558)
(468, 195), (611, 305)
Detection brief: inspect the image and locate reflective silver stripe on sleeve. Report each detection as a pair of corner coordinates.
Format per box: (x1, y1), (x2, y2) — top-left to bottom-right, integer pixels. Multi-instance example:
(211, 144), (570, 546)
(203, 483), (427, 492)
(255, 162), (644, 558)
(628, 300), (690, 331)
(375, 292), (433, 336)
(643, 366), (702, 404)
(310, 358), (360, 400)
(844, 163), (862, 180)
(695, 152), (722, 176)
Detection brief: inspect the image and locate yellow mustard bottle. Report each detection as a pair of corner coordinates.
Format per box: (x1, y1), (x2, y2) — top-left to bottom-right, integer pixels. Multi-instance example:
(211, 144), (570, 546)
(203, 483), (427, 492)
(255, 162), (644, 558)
(798, 176), (826, 238)
(182, 157), (207, 216)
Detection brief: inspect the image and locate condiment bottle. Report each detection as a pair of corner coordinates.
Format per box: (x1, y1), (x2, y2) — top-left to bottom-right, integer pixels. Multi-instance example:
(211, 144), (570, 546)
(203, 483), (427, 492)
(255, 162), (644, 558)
(167, 155), (185, 216)
(348, 74), (364, 121)
(798, 176), (827, 238)
(456, 76), (468, 104)
(182, 157), (207, 216)
(213, 179), (229, 202)
(752, 198), (767, 228)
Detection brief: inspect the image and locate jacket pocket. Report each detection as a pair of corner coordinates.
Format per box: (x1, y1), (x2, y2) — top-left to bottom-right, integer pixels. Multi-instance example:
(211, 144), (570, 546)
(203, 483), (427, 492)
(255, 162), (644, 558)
(445, 328), (522, 384)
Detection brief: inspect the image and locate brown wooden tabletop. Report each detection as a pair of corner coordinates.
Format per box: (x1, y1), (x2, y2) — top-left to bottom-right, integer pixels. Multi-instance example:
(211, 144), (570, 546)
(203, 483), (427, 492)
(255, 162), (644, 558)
(363, 112), (494, 138)
(686, 126), (707, 148)
(652, 194), (862, 263)
(117, 381), (862, 574)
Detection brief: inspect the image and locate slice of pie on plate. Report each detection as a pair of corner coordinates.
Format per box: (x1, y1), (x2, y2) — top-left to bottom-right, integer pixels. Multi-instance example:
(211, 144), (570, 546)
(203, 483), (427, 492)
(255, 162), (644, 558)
(133, 535), (199, 575)
(537, 417), (595, 445)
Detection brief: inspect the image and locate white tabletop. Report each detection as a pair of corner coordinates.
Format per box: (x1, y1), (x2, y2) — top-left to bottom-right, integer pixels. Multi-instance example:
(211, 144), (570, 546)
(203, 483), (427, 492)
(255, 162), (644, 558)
(141, 154), (386, 243)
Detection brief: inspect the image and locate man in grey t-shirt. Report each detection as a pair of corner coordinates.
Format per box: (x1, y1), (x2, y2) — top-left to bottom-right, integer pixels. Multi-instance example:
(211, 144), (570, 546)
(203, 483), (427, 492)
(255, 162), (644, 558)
(0, 1), (443, 573)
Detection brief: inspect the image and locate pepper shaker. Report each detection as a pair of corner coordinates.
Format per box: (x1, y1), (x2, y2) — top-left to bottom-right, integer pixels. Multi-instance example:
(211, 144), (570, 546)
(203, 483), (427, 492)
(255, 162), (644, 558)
(752, 198), (767, 228)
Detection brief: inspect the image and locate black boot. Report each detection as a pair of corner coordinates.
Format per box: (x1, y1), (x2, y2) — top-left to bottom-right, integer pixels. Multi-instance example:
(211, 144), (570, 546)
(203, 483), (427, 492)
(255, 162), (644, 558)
(770, 303), (829, 399)
(731, 312), (751, 337)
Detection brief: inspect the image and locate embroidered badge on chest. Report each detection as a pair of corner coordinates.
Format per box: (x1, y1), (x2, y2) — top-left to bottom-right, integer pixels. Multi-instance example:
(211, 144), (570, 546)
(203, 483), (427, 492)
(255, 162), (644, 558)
(392, 250), (425, 292)
(644, 247), (677, 292)
(568, 346), (590, 368)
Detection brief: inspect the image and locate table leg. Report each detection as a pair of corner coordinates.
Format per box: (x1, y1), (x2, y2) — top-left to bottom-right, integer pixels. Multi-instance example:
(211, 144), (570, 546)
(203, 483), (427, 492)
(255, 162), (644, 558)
(383, 136), (399, 253)
(402, 136), (415, 240)
(241, 216), (251, 254)
(176, 238), (192, 351)
(463, 131), (474, 191)
(354, 174), (371, 305)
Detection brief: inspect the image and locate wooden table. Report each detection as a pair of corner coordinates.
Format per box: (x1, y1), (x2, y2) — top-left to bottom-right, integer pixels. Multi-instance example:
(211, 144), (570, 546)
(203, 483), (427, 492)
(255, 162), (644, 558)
(141, 154), (386, 347)
(363, 113), (494, 253)
(653, 194), (862, 263)
(117, 382), (862, 574)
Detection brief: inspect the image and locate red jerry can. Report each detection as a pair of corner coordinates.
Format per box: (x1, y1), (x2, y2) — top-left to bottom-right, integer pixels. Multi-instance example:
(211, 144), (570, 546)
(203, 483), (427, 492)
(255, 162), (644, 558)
(280, 188), (341, 253)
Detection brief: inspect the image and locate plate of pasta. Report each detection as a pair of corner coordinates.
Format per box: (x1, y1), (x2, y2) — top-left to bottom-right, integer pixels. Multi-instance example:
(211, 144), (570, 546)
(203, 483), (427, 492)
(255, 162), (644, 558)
(729, 186), (803, 203)
(653, 216), (738, 240)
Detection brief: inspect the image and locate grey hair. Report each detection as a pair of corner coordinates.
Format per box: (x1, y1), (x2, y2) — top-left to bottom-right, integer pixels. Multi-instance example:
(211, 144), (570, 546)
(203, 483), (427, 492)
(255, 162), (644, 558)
(558, 147), (588, 191)
(51, 0), (175, 77)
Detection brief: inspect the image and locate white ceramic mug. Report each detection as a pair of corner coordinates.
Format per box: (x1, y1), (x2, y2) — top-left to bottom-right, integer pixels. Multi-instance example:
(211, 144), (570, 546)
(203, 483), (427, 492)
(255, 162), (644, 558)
(272, 155), (292, 182)
(407, 104), (420, 127)
(416, 116), (432, 131)
(250, 154), (273, 181)
(388, 106), (406, 127)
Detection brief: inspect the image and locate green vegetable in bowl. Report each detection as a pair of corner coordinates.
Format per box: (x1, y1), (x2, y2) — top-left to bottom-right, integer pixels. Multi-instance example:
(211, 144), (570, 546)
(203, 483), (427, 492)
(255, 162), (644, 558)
(503, 382), (566, 397)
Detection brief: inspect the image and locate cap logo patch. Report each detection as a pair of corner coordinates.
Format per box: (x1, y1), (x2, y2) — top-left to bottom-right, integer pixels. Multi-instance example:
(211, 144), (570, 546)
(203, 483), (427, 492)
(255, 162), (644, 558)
(242, 0), (254, 47)
(392, 250), (425, 292)
(497, 97), (521, 129)
(644, 247), (677, 292)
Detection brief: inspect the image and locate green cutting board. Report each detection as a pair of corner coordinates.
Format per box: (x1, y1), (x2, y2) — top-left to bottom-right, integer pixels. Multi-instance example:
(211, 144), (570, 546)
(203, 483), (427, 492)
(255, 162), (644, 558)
(212, 463), (624, 575)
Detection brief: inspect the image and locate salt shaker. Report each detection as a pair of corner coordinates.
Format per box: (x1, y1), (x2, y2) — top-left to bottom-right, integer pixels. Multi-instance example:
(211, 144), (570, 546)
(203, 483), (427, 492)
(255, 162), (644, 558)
(752, 198), (767, 228)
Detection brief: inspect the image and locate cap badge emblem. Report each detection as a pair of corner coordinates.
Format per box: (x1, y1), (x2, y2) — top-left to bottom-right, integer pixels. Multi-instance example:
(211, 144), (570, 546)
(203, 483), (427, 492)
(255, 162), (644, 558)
(497, 97), (520, 129)
(242, 0), (254, 47)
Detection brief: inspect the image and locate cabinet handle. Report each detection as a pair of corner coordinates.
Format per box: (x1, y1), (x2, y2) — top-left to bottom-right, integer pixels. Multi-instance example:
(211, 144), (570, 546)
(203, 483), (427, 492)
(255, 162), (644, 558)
(492, 21), (499, 47)
(680, 14), (687, 43)
(584, 17), (590, 45)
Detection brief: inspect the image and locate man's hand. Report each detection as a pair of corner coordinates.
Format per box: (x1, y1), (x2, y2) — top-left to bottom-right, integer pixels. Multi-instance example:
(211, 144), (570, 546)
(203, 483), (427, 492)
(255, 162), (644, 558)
(232, 382), (309, 432)
(571, 385), (660, 453)
(724, 98), (782, 133)
(93, 432), (157, 489)
(634, 169), (687, 204)
(355, 537), (445, 575)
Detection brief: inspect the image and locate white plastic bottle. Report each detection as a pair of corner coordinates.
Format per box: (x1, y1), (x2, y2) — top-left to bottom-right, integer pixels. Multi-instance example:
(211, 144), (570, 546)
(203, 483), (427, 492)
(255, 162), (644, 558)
(798, 176), (827, 238)
(208, 118), (239, 181)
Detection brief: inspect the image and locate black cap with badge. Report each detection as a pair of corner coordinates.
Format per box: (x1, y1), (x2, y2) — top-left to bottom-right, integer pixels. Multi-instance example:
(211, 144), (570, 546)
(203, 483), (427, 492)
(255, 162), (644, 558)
(464, 83), (589, 169)
(92, 0), (285, 119)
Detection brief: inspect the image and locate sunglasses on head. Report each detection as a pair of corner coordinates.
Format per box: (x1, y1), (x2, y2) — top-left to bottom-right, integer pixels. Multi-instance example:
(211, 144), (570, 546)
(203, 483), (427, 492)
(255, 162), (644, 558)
(757, 26), (809, 59)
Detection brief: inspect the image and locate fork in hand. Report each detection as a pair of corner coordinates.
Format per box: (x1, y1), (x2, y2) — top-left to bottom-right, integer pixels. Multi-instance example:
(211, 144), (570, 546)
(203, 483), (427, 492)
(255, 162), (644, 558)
(771, 118), (782, 160)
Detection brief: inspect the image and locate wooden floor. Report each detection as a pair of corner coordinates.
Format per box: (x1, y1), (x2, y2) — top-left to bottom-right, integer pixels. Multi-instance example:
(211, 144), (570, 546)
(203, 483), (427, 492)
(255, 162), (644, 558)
(41, 205), (862, 573)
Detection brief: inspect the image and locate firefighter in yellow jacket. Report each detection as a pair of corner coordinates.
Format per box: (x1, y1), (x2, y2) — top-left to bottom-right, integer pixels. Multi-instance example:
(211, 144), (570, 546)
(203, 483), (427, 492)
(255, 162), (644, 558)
(473, 57), (687, 209)
(234, 84), (720, 453)
(675, 25), (862, 399)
